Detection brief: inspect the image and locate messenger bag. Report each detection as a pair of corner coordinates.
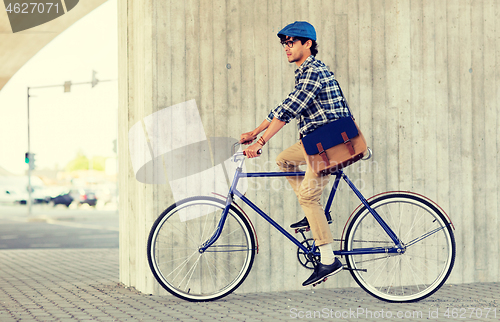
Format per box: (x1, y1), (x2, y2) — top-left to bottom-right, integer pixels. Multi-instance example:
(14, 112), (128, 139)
(300, 88), (368, 176)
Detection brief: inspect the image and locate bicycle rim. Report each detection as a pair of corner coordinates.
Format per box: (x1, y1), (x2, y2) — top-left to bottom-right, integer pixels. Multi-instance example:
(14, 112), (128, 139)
(345, 193), (455, 302)
(148, 197), (255, 302)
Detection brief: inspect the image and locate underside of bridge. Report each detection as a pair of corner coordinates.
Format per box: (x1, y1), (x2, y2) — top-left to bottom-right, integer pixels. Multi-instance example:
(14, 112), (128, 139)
(0, 0), (108, 92)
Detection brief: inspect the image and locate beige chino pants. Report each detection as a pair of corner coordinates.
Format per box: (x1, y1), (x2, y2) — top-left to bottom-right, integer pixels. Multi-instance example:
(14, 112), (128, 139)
(276, 141), (333, 246)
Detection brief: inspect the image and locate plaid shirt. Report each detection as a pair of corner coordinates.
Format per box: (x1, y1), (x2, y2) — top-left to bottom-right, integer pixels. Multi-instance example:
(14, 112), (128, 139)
(266, 55), (350, 136)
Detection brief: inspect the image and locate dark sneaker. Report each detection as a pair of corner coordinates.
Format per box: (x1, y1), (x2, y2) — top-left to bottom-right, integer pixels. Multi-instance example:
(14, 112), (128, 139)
(290, 217), (309, 229)
(302, 258), (343, 287)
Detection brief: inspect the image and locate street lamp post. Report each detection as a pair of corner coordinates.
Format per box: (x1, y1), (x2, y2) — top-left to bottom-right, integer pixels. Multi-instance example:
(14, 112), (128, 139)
(27, 87), (32, 214)
(26, 70), (113, 215)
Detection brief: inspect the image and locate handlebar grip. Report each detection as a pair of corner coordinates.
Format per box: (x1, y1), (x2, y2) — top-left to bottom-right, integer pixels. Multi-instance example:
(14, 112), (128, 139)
(240, 139), (254, 145)
(242, 149), (262, 156)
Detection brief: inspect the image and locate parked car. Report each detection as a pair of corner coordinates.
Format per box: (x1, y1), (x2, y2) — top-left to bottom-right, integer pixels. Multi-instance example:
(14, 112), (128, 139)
(0, 176), (49, 204)
(0, 187), (27, 204)
(71, 189), (97, 207)
(32, 186), (51, 204)
(50, 191), (74, 207)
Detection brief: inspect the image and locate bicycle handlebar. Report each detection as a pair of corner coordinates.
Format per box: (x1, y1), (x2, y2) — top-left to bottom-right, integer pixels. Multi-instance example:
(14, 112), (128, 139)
(242, 149), (262, 156)
(232, 142), (262, 157)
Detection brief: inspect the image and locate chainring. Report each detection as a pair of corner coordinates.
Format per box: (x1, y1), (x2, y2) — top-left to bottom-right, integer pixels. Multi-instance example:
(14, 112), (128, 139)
(297, 238), (321, 270)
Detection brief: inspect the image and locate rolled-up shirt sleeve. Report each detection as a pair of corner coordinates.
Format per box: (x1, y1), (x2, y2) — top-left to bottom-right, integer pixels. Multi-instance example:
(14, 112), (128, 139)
(265, 110), (275, 123)
(268, 69), (323, 124)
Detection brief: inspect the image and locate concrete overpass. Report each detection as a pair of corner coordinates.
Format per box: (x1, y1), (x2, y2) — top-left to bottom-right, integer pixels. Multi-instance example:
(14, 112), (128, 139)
(0, 0), (108, 91)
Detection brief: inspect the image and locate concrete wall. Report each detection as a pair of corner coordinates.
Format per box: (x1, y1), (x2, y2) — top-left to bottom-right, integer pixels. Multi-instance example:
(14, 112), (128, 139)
(118, 0), (500, 295)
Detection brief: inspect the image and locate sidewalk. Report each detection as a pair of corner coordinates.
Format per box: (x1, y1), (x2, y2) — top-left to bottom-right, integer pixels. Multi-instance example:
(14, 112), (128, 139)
(0, 249), (498, 322)
(0, 204), (119, 232)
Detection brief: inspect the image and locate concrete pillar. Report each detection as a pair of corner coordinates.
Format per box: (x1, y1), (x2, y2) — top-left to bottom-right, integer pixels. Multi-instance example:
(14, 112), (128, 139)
(118, 0), (500, 295)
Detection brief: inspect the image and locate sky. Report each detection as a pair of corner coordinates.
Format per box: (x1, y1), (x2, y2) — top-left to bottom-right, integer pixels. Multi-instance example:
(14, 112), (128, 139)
(0, 0), (118, 175)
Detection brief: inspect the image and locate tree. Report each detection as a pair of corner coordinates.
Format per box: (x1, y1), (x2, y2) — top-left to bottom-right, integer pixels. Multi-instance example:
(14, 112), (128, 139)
(90, 156), (106, 171)
(65, 151), (89, 172)
(65, 152), (108, 172)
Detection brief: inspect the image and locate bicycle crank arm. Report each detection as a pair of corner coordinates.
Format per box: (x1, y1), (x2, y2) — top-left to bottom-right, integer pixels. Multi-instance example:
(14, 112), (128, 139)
(342, 266), (367, 272)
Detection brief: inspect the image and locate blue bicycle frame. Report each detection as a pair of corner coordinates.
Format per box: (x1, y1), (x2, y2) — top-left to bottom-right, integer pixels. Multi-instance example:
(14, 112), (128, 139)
(200, 154), (404, 258)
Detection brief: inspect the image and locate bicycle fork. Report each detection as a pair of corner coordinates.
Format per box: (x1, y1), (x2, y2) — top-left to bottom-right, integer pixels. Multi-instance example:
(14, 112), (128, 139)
(199, 158), (245, 253)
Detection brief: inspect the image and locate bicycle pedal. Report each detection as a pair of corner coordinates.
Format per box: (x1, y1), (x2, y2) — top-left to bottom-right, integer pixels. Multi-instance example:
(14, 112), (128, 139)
(295, 227), (311, 234)
(312, 277), (328, 287)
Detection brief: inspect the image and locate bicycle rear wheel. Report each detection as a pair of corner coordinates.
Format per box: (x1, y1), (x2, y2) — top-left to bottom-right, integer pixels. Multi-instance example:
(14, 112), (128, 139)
(148, 196), (255, 302)
(345, 192), (455, 302)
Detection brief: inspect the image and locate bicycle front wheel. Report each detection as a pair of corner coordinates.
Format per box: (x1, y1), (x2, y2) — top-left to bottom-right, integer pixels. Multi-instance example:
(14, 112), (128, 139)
(148, 196), (256, 302)
(345, 192), (455, 302)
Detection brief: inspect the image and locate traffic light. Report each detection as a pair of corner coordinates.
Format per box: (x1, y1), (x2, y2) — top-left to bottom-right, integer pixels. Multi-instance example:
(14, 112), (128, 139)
(25, 152), (35, 170)
(30, 154), (36, 170)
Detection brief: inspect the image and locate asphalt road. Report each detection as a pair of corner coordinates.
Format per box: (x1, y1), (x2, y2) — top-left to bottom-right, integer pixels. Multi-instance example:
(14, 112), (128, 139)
(0, 204), (118, 249)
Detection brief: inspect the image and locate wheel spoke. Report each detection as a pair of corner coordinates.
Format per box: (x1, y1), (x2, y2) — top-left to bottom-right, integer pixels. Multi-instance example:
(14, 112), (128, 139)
(156, 254), (200, 265)
(179, 254), (202, 291)
(402, 206), (424, 243)
(382, 256), (400, 295)
(401, 254), (427, 291)
(163, 220), (200, 249)
(205, 254), (234, 277)
(199, 208), (215, 245)
(203, 255), (218, 292)
(167, 250), (198, 280)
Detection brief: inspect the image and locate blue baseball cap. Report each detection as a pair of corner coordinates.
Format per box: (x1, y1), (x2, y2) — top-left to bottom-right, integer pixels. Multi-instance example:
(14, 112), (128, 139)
(277, 21), (316, 41)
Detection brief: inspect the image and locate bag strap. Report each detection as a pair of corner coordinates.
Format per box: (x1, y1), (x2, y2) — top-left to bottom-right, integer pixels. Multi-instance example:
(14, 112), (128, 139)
(341, 132), (355, 155)
(337, 82), (354, 120)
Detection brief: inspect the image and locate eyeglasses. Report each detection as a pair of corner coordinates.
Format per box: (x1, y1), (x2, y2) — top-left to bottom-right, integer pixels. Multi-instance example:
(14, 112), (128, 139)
(281, 39), (299, 48)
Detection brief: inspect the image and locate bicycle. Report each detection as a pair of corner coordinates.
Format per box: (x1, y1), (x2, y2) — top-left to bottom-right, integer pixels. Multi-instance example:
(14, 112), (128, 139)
(147, 144), (456, 303)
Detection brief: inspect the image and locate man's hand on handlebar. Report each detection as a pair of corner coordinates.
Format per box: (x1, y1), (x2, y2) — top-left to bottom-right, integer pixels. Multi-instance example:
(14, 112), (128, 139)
(243, 142), (263, 158)
(239, 131), (257, 145)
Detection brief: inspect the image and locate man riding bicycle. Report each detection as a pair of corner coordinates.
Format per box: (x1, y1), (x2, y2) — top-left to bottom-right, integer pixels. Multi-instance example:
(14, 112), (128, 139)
(240, 21), (349, 286)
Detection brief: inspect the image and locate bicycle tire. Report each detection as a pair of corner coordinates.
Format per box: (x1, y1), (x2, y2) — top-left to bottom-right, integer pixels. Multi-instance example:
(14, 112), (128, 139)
(344, 192), (455, 302)
(147, 196), (256, 302)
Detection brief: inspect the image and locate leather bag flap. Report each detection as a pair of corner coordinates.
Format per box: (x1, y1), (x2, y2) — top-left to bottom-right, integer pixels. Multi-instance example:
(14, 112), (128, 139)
(302, 117), (358, 155)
